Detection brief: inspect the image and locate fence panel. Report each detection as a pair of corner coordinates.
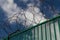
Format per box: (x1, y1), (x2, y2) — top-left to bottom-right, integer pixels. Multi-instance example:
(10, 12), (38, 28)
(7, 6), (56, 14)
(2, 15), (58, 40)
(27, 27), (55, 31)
(4, 16), (60, 40)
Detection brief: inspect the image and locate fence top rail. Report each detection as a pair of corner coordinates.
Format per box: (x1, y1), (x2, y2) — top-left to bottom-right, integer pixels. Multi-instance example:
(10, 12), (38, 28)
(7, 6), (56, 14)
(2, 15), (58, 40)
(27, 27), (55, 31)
(4, 15), (60, 39)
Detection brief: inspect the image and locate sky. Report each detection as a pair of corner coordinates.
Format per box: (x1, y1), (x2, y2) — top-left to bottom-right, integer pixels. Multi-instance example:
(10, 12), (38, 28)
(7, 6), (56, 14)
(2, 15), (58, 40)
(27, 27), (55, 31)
(0, 0), (60, 39)
(0, 0), (47, 31)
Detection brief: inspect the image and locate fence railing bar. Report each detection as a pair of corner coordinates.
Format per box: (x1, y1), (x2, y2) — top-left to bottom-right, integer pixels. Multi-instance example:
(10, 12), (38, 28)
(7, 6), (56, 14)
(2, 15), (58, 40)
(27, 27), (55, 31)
(41, 25), (43, 40)
(31, 30), (32, 40)
(49, 22), (52, 40)
(37, 26), (39, 40)
(34, 28), (35, 40)
(23, 33), (25, 40)
(58, 18), (60, 32)
(53, 21), (57, 40)
(45, 23), (47, 40)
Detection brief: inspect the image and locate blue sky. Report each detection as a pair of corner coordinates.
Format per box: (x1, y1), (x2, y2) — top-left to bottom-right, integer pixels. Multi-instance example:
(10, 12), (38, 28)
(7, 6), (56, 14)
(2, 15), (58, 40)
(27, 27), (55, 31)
(0, 0), (60, 39)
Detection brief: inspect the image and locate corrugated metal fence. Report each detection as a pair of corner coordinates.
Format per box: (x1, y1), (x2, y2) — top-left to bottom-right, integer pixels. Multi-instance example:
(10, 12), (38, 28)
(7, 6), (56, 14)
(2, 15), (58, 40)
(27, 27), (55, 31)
(4, 16), (60, 40)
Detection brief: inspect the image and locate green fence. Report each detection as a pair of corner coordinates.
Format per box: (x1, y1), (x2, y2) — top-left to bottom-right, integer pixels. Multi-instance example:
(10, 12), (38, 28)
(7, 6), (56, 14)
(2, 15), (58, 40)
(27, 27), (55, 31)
(4, 16), (60, 40)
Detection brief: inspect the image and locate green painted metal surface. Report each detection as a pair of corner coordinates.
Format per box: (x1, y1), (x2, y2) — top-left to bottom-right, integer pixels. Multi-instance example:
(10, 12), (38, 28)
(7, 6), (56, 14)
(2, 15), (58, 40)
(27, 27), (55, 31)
(4, 16), (60, 40)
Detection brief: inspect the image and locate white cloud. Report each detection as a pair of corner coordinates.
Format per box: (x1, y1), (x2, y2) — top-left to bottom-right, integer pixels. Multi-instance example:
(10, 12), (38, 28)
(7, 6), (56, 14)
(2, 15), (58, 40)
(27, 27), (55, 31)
(0, 0), (46, 27)
(1, 0), (59, 28)
(23, 4), (46, 26)
(25, 11), (33, 21)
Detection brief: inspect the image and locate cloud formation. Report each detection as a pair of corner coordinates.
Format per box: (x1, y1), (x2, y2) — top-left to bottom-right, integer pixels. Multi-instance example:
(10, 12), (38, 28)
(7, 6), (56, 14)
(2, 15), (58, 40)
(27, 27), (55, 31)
(0, 0), (46, 27)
